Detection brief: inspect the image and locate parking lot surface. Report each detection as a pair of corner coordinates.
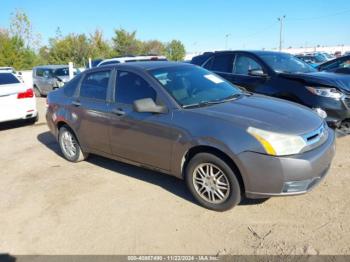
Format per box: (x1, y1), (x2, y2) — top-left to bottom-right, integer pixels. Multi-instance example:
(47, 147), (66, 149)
(0, 98), (349, 255)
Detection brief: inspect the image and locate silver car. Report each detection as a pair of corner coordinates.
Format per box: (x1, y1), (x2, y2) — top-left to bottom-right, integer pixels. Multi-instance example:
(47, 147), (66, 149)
(33, 65), (73, 96)
(46, 62), (336, 211)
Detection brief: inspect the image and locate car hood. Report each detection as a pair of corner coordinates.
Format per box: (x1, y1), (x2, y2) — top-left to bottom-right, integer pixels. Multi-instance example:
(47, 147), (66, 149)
(279, 71), (350, 93)
(195, 95), (323, 135)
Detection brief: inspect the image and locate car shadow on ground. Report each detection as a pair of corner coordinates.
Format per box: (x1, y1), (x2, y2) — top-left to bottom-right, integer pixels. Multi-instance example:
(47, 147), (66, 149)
(37, 131), (269, 208)
(0, 120), (36, 131)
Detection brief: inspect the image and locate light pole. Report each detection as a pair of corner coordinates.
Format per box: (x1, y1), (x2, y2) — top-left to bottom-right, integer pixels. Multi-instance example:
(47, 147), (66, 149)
(277, 15), (286, 51)
(225, 34), (231, 50)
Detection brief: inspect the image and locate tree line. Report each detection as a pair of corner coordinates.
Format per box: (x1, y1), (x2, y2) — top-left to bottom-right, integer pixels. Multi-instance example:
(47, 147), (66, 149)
(0, 10), (186, 70)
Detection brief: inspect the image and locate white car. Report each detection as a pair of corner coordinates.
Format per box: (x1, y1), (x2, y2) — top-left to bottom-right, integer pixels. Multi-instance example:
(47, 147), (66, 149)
(0, 67), (24, 82)
(97, 55), (167, 67)
(0, 72), (38, 124)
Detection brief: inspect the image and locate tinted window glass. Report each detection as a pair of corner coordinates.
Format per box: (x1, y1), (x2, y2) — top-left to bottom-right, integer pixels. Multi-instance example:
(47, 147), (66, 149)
(150, 66), (242, 107)
(211, 54), (234, 73)
(258, 52), (316, 73)
(203, 57), (213, 69)
(63, 75), (81, 97)
(54, 68), (69, 76)
(0, 73), (20, 85)
(339, 59), (350, 68)
(36, 69), (44, 77)
(233, 55), (263, 75)
(115, 71), (156, 104)
(43, 69), (53, 78)
(324, 58), (350, 71)
(80, 70), (110, 100)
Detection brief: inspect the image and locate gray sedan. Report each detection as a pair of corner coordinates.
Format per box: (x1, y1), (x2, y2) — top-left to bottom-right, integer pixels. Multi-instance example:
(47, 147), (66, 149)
(46, 62), (335, 211)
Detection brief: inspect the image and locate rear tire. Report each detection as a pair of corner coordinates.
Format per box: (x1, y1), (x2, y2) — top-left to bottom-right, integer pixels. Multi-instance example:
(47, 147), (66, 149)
(58, 126), (89, 162)
(185, 153), (241, 211)
(27, 114), (38, 125)
(34, 86), (42, 97)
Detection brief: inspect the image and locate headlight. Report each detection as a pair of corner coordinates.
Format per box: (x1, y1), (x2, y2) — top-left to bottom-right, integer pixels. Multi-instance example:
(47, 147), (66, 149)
(306, 86), (343, 100)
(247, 127), (306, 156)
(57, 81), (65, 88)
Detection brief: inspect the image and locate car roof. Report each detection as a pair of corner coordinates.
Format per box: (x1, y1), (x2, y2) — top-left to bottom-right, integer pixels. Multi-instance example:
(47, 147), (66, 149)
(91, 61), (192, 72)
(197, 50), (292, 57)
(99, 55), (167, 64)
(34, 65), (68, 69)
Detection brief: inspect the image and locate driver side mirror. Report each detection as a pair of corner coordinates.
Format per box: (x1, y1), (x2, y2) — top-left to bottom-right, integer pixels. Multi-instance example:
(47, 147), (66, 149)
(133, 98), (167, 114)
(248, 69), (268, 77)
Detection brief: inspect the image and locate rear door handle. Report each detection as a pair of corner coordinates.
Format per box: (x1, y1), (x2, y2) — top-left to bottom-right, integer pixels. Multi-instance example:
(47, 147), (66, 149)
(111, 108), (125, 116)
(72, 101), (81, 107)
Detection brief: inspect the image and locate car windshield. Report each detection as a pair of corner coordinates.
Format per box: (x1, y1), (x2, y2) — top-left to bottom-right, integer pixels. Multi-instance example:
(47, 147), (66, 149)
(258, 52), (317, 73)
(149, 65), (243, 108)
(314, 54), (327, 63)
(0, 73), (20, 85)
(54, 68), (69, 76)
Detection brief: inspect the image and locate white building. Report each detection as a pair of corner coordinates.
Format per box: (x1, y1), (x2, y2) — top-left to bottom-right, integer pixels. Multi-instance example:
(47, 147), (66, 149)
(271, 45), (350, 55)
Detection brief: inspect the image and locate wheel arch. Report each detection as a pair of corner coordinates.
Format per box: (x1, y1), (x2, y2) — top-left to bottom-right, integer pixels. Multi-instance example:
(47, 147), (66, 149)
(56, 121), (80, 143)
(182, 145), (246, 193)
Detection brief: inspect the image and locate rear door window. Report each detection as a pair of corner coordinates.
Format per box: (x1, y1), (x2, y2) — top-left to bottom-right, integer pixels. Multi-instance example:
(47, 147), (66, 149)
(211, 54), (234, 73)
(0, 73), (20, 85)
(80, 70), (111, 100)
(203, 57), (214, 70)
(115, 71), (157, 104)
(233, 55), (263, 75)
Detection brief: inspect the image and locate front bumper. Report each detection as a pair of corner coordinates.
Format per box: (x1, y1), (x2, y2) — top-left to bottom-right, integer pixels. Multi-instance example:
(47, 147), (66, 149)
(237, 128), (336, 199)
(306, 95), (350, 125)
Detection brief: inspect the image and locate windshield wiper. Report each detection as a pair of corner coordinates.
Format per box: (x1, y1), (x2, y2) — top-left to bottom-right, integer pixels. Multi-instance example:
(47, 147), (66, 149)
(182, 94), (242, 109)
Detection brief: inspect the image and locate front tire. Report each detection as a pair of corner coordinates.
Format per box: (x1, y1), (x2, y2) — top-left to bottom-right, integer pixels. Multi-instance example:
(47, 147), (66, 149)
(185, 153), (241, 211)
(58, 126), (88, 162)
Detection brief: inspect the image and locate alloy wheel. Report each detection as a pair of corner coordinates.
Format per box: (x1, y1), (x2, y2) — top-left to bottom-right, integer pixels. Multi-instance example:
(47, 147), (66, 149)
(192, 163), (230, 204)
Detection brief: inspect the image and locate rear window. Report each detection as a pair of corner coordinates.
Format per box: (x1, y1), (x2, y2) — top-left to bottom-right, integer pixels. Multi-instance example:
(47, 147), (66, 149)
(63, 75), (82, 97)
(80, 70), (111, 100)
(0, 73), (20, 85)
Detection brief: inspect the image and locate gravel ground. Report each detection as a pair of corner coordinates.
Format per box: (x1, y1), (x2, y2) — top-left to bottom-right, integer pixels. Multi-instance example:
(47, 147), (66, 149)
(0, 98), (349, 255)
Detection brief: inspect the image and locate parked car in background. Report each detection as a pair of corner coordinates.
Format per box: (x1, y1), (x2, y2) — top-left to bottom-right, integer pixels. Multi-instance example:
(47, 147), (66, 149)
(46, 62), (335, 211)
(295, 53), (330, 67)
(0, 72), (38, 124)
(0, 66), (16, 73)
(191, 50), (350, 132)
(97, 55), (167, 67)
(33, 65), (79, 97)
(86, 59), (103, 69)
(0, 67), (24, 82)
(317, 55), (350, 74)
(334, 51), (342, 58)
(295, 55), (320, 68)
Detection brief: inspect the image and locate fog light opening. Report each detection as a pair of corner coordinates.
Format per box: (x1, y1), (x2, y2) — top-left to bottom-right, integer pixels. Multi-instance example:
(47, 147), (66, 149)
(282, 179), (312, 193)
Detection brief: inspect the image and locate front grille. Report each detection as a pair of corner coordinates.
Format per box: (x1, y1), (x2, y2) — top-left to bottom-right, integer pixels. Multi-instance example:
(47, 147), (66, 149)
(301, 122), (328, 152)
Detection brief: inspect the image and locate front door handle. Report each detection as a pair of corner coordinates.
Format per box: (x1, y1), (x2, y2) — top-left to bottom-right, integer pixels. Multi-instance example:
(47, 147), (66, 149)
(111, 108), (125, 116)
(72, 101), (81, 107)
